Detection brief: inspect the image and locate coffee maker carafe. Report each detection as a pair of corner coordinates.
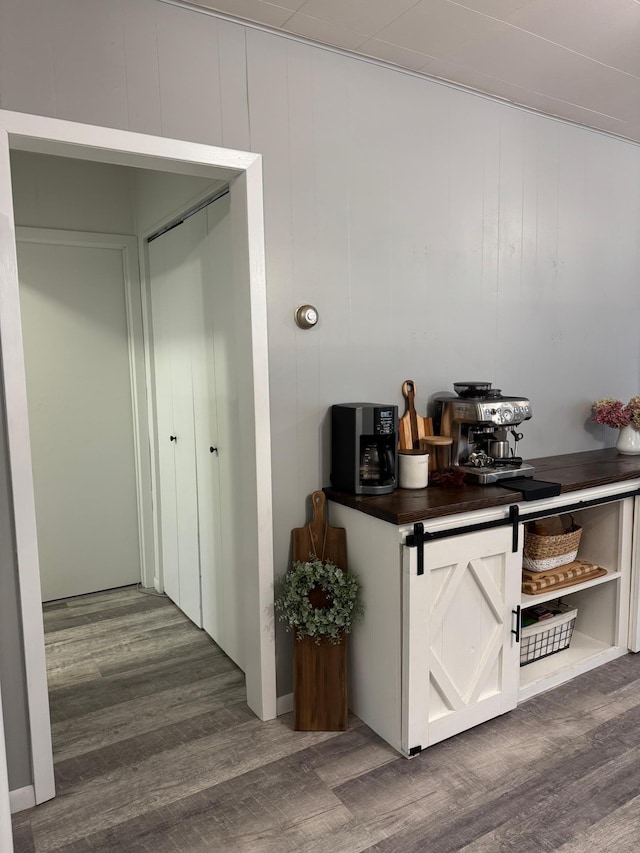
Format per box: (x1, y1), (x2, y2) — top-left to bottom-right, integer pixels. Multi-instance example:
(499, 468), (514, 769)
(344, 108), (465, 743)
(331, 404), (398, 495)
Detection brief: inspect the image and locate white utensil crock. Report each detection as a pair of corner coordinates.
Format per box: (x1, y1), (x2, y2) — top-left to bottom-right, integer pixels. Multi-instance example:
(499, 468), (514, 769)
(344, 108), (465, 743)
(399, 449), (429, 489)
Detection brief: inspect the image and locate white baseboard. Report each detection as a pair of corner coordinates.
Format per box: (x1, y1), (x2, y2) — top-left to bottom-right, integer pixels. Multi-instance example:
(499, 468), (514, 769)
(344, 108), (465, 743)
(276, 693), (293, 715)
(10, 785), (35, 814)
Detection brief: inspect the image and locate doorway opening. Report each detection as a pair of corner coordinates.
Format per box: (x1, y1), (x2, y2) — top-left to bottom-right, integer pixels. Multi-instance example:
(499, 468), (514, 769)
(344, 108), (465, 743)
(0, 110), (276, 810)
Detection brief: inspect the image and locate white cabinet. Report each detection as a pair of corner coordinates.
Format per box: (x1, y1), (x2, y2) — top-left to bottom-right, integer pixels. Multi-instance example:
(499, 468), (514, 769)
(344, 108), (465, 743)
(329, 481), (638, 758)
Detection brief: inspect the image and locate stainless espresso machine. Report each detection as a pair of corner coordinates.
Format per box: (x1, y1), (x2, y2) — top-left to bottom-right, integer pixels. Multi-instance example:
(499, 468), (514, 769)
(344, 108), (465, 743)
(433, 382), (535, 484)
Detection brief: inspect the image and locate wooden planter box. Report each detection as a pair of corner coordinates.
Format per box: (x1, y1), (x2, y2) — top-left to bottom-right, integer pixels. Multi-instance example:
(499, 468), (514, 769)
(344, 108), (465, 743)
(293, 631), (347, 731)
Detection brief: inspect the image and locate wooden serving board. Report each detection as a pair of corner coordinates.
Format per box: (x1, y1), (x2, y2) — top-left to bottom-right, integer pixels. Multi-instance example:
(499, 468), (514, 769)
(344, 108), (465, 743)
(399, 380), (433, 450)
(290, 489), (348, 731)
(291, 490), (347, 569)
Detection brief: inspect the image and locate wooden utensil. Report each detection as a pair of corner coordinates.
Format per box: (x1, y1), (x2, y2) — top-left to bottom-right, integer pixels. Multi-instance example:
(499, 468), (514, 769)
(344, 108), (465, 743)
(290, 490), (348, 731)
(399, 380), (434, 450)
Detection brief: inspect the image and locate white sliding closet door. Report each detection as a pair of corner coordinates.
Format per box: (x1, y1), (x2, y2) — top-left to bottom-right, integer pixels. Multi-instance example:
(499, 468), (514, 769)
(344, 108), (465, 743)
(193, 210), (224, 652)
(203, 197), (242, 668)
(149, 217), (206, 628)
(148, 250), (181, 609)
(149, 196), (243, 666)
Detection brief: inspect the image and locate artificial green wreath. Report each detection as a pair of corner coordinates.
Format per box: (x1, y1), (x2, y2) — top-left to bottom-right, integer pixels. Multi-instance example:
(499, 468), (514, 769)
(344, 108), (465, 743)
(274, 556), (363, 644)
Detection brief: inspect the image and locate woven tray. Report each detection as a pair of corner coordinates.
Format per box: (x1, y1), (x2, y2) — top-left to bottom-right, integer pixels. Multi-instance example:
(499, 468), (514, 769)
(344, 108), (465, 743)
(523, 518), (582, 572)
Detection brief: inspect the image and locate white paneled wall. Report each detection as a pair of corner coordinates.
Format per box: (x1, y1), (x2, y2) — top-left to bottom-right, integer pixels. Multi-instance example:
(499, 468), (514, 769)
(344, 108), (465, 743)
(1, 0), (640, 715)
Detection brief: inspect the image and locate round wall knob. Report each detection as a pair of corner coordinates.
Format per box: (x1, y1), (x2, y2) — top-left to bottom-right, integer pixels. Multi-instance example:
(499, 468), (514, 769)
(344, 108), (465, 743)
(294, 304), (319, 329)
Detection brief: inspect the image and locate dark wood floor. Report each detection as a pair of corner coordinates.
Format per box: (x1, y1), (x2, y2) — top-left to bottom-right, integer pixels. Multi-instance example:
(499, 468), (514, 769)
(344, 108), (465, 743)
(11, 586), (640, 852)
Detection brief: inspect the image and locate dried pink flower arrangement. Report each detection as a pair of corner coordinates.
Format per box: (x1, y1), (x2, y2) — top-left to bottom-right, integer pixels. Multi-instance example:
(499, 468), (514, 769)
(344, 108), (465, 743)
(592, 397), (640, 430)
(627, 397), (640, 429)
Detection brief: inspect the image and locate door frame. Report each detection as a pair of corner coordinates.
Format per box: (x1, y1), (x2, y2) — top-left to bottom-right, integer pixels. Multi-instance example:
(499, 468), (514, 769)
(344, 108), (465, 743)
(0, 684), (13, 852)
(0, 110), (276, 807)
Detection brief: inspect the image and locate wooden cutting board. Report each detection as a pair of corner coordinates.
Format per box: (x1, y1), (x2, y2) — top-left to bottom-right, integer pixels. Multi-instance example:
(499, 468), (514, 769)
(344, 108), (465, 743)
(291, 490), (347, 570)
(399, 380), (433, 450)
(290, 490), (348, 732)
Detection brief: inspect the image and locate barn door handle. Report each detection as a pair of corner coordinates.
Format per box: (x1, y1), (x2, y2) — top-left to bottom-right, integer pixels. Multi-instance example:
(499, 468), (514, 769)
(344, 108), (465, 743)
(170, 435), (177, 442)
(511, 605), (521, 643)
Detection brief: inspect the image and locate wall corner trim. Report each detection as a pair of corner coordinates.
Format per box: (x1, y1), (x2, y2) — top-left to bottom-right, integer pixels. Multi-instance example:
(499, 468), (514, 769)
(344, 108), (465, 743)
(276, 693), (293, 716)
(9, 785), (35, 814)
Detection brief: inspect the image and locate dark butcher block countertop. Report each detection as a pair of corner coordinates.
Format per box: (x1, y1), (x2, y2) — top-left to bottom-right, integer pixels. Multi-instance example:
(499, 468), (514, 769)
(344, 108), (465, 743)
(324, 449), (640, 526)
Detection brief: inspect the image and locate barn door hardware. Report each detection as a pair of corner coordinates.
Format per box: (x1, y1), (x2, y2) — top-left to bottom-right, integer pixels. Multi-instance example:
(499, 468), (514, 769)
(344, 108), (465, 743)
(509, 505), (520, 552)
(406, 522), (427, 575)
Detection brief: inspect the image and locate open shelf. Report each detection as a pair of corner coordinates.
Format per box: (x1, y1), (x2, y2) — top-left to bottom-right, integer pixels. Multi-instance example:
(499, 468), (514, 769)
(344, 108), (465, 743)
(521, 570), (621, 607)
(517, 490), (632, 702)
(518, 630), (626, 700)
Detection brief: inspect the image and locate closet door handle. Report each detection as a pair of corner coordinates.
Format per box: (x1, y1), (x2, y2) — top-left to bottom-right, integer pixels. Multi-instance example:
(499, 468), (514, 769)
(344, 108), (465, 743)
(210, 446), (218, 455)
(170, 435), (177, 442)
(511, 605), (521, 643)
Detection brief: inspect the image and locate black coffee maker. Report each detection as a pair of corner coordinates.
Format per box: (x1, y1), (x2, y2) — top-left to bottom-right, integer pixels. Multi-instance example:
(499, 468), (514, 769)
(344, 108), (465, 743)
(331, 404), (398, 495)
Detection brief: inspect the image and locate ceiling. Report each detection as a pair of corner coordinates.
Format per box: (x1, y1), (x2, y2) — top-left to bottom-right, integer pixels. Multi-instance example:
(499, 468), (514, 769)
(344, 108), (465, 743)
(184, 0), (640, 145)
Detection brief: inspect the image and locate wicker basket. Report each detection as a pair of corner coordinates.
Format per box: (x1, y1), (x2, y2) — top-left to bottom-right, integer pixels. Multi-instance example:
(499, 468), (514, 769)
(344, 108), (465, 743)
(523, 516), (582, 572)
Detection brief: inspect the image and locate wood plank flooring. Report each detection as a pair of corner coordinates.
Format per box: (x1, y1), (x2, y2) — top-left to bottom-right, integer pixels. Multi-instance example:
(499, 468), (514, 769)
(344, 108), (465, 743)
(11, 586), (640, 852)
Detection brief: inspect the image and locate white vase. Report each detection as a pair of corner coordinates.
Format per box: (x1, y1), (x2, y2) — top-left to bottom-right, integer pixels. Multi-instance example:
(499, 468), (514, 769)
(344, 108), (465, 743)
(616, 424), (640, 455)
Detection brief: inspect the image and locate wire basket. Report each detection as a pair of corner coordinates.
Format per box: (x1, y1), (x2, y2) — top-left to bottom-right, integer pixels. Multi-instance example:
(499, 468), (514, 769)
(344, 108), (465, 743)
(523, 517), (582, 572)
(520, 605), (578, 666)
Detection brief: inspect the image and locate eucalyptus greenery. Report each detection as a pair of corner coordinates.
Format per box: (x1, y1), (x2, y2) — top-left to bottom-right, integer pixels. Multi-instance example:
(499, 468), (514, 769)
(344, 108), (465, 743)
(274, 556), (363, 644)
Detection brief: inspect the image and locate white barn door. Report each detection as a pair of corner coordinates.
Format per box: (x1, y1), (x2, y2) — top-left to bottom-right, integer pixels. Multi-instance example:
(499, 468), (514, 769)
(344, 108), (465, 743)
(403, 526), (521, 752)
